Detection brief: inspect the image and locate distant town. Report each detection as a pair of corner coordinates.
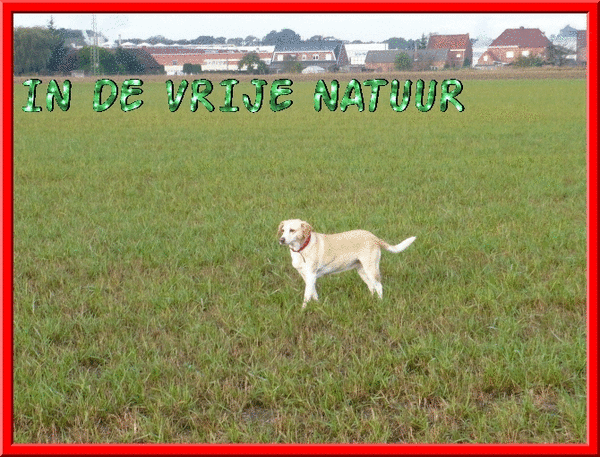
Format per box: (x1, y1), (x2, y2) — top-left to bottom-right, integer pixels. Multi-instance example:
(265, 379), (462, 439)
(13, 24), (587, 77)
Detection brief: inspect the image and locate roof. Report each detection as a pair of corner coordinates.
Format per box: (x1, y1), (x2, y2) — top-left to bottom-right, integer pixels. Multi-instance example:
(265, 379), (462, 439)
(427, 34), (470, 50)
(365, 50), (404, 63)
(479, 49), (501, 63)
(490, 27), (551, 48)
(301, 65), (326, 74)
(273, 41), (344, 54)
(365, 49), (448, 64)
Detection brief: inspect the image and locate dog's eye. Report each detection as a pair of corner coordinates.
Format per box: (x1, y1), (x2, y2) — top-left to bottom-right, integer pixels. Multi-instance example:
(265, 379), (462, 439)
(289, 229), (295, 233)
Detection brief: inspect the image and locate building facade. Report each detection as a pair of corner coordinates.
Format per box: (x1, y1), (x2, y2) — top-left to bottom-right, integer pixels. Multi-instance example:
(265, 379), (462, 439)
(270, 41), (349, 73)
(364, 49), (449, 72)
(426, 34), (472, 67)
(477, 27), (551, 66)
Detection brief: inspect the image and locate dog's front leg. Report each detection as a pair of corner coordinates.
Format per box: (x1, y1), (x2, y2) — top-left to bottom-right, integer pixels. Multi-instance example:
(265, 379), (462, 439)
(302, 274), (319, 308)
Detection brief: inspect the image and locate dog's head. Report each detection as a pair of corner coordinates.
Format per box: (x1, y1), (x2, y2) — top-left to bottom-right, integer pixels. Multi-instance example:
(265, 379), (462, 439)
(278, 219), (312, 248)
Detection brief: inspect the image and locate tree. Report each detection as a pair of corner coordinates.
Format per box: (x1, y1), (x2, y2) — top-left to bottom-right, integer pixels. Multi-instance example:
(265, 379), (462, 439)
(386, 37), (410, 50)
(13, 26), (61, 75)
(148, 35), (170, 45)
(193, 36), (216, 45)
(513, 54), (544, 67)
(77, 46), (119, 74)
(255, 61), (269, 74)
(227, 38), (244, 46)
(47, 16), (56, 34)
(546, 43), (570, 66)
(47, 42), (69, 74)
(282, 55), (303, 73)
(394, 52), (412, 70)
(417, 33), (428, 50)
(114, 47), (145, 74)
(46, 19), (69, 74)
(183, 63), (202, 74)
(263, 29), (301, 46)
(238, 52), (268, 74)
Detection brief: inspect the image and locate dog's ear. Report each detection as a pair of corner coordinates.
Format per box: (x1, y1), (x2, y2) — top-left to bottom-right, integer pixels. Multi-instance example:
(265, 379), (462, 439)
(277, 221), (284, 237)
(301, 222), (312, 240)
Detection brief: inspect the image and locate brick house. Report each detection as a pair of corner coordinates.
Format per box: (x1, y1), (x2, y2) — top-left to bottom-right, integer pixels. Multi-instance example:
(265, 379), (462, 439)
(364, 49), (449, 72)
(146, 46), (272, 74)
(477, 27), (551, 66)
(426, 34), (472, 67)
(270, 41), (349, 73)
(577, 30), (587, 66)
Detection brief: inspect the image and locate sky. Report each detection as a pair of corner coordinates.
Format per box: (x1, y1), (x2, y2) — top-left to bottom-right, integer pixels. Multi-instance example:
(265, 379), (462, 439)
(13, 13), (588, 43)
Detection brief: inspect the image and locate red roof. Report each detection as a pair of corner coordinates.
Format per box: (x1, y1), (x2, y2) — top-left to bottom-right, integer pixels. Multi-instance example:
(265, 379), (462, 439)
(427, 34), (470, 50)
(490, 27), (551, 48)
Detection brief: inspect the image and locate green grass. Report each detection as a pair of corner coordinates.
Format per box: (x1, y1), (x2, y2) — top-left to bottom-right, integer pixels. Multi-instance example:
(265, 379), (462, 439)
(12, 76), (587, 443)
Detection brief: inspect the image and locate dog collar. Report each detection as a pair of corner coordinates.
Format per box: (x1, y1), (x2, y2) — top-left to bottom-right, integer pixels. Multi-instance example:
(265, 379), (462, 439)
(291, 233), (311, 253)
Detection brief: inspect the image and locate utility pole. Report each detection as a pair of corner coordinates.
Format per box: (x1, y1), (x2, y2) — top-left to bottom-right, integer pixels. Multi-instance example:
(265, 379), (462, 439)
(91, 14), (99, 76)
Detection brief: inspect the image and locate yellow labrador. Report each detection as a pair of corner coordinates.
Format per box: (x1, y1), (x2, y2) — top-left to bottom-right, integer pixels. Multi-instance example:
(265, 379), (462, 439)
(278, 219), (415, 307)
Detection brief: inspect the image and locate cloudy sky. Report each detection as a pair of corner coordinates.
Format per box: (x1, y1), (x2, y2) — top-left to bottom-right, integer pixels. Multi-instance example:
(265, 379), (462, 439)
(13, 13), (587, 43)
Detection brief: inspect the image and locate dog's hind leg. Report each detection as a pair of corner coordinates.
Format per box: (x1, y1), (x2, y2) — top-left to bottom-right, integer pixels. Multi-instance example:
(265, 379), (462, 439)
(357, 265), (383, 299)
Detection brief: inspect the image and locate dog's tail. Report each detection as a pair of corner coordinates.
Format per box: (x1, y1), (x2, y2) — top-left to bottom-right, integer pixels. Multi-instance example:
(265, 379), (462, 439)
(382, 236), (416, 254)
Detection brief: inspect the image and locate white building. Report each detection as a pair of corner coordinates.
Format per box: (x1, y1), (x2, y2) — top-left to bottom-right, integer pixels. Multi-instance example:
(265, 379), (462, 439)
(345, 43), (389, 66)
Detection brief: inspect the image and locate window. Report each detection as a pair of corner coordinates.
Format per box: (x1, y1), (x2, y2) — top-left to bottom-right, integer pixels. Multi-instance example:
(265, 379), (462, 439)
(302, 54), (307, 61)
(521, 50), (530, 57)
(483, 55), (488, 62)
(506, 51), (514, 58)
(313, 54), (319, 60)
(456, 53), (462, 58)
(277, 54), (283, 61)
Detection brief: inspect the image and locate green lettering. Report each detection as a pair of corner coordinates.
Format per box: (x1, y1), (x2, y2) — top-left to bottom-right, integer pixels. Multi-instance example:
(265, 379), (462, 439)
(166, 80), (188, 112)
(415, 79), (436, 113)
(340, 79), (364, 112)
(390, 80), (411, 112)
(93, 79), (118, 112)
(219, 79), (239, 112)
(270, 79), (293, 112)
(22, 79), (42, 112)
(46, 79), (71, 112)
(120, 79), (143, 112)
(440, 79), (464, 112)
(191, 79), (214, 112)
(243, 79), (267, 113)
(363, 79), (388, 112)
(314, 79), (339, 112)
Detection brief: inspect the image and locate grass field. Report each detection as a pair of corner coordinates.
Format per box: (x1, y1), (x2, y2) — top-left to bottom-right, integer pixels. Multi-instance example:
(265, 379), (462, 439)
(12, 72), (587, 443)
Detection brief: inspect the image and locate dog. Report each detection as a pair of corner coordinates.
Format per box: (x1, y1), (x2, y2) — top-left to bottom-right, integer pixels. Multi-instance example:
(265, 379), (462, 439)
(278, 219), (415, 308)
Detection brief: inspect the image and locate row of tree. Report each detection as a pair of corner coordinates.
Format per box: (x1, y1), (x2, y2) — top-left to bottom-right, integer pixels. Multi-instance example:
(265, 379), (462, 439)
(14, 26), (161, 76)
(120, 29), (427, 49)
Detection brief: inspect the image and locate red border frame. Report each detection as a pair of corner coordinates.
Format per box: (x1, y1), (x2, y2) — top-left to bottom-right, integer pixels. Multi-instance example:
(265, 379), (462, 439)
(2, 1), (598, 455)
